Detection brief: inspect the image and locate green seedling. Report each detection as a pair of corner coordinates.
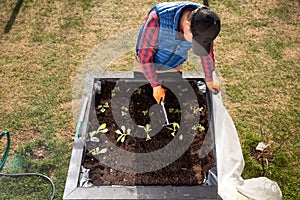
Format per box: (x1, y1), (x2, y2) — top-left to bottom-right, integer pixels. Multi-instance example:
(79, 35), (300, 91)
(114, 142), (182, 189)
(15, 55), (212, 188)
(166, 122), (180, 137)
(136, 88), (142, 95)
(98, 102), (109, 113)
(175, 109), (181, 114)
(89, 147), (107, 156)
(121, 106), (128, 116)
(178, 134), (183, 140)
(177, 85), (188, 92)
(169, 108), (181, 114)
(142, 110), (148, 116)
(111, 86), (120, 97)
(177, 85), (188, 96)
(192, 124), (205, 132)
(97, 123), (109, 133)
(89, 123), (109, 142)
(115, 126), (131, 143)
(193, 107), (203, 114)
(138, 124), (152, 141)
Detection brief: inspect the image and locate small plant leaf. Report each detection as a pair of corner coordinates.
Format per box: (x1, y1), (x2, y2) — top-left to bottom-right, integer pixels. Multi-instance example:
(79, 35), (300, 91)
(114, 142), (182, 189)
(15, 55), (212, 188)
(192, 124), (205, 132)
(89, 131), (97, 137)
(95, 147), (100, 152)
(166, 127), (172, 131)
(115, 130), (122, 135)
(121, 126), (125, 132)
(179, 134), (183, 140)
(193, 107), (204, 114)
(146, 133), (151, 141)
(117, 135), (123, 142)
(145, 124), (152, 132)
(173, 122), (180, 130)
(121, 136), (125, 143)
(199, 125), (205, 132)
(136, 88), (142, 95)
(89, 147), (100, 155)
(99, 128), (108, 133)
(121, 106), (128, 111)
(104, 102), (109, 108)
(98, 123), (106, 130)
(97, 123), (108, 133)
(99, 148), (108, 154)
(175, 109), (181, 113)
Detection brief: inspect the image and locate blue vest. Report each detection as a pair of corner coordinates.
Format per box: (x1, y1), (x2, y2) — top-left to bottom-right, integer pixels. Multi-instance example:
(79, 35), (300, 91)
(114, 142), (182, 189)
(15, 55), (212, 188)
(136, 2), (201, 70)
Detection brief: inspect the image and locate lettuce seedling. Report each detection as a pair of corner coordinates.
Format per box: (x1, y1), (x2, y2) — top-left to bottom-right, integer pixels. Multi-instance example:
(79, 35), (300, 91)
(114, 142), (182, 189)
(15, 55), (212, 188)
(111, 86), (120, 97)
(98, 102), (109, 113)
(89, 147), (108, 155)
(166, 122), (180, 137)
(89, 123), (108, 142)
(192, 124), (205, 132)
(138, 124), (152, 141)
(115, 126), (131, 143)
(121, 106), (128, 116)
(169, 108), (181, 114)
(142, 110), (148, 116)
(193, 107), (203, 114)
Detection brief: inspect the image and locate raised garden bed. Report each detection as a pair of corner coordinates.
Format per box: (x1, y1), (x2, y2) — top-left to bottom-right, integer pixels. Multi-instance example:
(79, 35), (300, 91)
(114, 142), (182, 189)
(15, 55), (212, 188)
(64, 72), (219, 200)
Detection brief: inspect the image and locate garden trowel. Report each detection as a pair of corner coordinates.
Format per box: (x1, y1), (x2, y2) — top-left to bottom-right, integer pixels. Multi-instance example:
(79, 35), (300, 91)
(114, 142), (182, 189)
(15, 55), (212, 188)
(160, 100), (172, 126)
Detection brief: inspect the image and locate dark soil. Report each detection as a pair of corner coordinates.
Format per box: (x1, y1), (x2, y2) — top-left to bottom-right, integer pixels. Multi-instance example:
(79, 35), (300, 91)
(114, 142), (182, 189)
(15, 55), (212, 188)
(83, 78), (214, 186)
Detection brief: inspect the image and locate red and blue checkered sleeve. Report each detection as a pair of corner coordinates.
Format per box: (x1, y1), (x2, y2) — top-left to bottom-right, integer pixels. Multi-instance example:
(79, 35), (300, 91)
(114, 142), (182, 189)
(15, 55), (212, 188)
(137, 11), (160, 87)
(200, 42), (216, 83)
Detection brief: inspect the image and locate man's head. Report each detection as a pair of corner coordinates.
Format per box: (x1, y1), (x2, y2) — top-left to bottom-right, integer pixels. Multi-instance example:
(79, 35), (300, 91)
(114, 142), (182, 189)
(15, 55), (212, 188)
(188, 6), (221, 56)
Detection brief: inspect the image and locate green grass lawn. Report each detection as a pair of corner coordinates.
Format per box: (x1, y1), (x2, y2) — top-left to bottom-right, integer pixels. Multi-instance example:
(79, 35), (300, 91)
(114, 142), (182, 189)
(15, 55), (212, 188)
(0, 0), (299, 199)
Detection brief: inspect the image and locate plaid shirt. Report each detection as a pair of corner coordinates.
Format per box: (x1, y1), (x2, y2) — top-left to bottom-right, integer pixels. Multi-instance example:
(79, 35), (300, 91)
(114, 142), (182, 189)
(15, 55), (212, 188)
(137, 10), (216, 87)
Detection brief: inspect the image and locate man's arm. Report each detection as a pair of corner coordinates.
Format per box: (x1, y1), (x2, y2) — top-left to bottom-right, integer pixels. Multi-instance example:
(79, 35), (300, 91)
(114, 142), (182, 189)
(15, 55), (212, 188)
(200, 43), (221, 92)
(137, 10), (160, 87)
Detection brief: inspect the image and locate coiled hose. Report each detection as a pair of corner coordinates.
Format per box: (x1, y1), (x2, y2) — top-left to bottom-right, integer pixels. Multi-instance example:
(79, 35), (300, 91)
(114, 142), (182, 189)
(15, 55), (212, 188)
(0, 131), (55, 200)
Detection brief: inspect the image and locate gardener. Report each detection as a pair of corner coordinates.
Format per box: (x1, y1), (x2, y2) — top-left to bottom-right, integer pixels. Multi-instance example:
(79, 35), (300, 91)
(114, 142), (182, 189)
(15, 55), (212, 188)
(135, 2), (221, 103)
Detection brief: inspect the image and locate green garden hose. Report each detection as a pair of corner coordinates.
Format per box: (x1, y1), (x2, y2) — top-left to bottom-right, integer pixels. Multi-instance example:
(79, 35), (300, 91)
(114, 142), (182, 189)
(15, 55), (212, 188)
(0, 131), (10, 171)
(0, 131), (55, 200)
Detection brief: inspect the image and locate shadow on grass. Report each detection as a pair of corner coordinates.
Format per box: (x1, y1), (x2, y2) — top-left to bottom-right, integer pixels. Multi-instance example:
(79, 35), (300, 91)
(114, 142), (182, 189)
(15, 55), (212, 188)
(4, 0), (23, 34)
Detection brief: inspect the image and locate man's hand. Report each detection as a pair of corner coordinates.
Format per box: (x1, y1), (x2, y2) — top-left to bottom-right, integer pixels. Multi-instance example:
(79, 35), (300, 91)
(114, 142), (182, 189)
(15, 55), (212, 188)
(153, 85), (165, 103)
(206, 81), (221, 94)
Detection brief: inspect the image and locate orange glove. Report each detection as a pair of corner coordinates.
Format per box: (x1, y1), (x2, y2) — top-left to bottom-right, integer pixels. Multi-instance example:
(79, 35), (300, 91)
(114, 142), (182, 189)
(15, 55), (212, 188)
(206, 81), (221, 94)
(153, 85), (165, 104)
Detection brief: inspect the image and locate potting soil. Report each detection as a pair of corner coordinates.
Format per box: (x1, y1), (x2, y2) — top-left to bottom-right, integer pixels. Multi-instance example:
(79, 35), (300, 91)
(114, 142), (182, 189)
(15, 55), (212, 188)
(83, 80), (215, 186)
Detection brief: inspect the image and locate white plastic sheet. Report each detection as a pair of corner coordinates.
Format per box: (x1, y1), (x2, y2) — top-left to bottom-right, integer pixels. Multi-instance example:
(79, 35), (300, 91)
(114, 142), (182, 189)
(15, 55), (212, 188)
(212, 93), (282, 200)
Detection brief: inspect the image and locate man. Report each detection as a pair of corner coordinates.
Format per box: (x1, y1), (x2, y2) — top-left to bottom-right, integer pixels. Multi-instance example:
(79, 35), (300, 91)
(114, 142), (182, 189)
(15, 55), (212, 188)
(135, 2), (221, 103)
